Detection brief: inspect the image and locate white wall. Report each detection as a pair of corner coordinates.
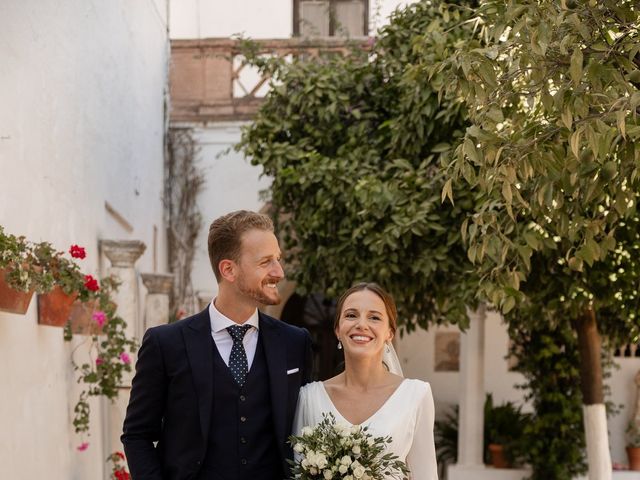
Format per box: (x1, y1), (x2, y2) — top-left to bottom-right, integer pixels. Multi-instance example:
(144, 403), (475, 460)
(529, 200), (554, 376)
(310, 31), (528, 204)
(181, 122), (272, 304)
(0, 0), (169, 477)
(169, 0), (416, 39)
(397, 311), (529, 415)
(609, 358), (639, 467)
(397, 313), (640, 468)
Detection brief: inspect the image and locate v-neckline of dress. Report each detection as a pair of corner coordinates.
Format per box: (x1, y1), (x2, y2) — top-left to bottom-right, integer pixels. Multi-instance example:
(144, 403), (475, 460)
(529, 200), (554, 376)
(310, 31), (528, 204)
(320, 378), (407, 426)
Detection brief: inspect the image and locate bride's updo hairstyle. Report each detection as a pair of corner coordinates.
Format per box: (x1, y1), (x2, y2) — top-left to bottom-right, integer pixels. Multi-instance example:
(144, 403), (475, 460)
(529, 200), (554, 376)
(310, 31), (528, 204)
(334, 282), (398, 336)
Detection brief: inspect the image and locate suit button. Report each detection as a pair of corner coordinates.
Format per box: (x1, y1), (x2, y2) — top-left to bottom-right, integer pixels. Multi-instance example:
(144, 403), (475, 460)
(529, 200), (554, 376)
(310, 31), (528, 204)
(240, 416), (247, 422)
(240, 437), (247, 444)
(240, 395), (246, 402)
(241, 458), (247, 465)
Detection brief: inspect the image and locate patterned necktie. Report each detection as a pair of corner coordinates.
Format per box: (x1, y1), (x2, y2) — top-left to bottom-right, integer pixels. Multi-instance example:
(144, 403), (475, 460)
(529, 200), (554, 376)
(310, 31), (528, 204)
(227, 324), (252, 387)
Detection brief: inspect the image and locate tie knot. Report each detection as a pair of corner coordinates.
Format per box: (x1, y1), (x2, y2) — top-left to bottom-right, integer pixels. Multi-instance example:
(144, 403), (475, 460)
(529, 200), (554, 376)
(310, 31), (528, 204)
(227, 324), (251, 342)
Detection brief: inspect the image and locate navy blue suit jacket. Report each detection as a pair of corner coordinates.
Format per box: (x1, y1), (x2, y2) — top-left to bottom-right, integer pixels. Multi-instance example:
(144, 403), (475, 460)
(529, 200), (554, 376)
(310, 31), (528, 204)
(121, 308), (313, 480)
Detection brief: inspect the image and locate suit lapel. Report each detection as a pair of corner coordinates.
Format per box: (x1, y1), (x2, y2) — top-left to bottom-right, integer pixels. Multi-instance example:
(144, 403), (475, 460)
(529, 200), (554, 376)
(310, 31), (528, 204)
(260, 313), (288, 453)
(183, 308), (214, 443)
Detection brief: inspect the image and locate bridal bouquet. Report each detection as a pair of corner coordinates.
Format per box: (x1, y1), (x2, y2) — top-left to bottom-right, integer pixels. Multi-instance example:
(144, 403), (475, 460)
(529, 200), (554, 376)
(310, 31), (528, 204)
(289, 413), (409, 479)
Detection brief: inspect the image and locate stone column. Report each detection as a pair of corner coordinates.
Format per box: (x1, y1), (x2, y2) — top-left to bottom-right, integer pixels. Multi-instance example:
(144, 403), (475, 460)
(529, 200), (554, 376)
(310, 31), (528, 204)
(101, 240), (146, 342)
(99, 239), (146, 465)
(141, 273), (174, 330)
(455, 305), (487, 471)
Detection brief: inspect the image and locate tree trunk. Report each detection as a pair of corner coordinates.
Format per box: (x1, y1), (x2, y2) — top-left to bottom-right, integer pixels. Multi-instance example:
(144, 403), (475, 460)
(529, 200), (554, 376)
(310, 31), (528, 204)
(574, 308), (612, 480)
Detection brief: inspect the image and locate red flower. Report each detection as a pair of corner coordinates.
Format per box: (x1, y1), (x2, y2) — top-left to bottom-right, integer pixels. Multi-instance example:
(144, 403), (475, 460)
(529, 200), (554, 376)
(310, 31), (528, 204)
(115, 451), (125, 460)
(83, 275), (100, 292)
(69, 245), (86, 259)
(114, 468), (131, 480)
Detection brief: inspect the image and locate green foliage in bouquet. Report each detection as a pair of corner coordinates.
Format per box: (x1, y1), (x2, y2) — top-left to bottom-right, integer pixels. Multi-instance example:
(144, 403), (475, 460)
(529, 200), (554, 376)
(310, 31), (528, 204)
(289, 413), (409, 480)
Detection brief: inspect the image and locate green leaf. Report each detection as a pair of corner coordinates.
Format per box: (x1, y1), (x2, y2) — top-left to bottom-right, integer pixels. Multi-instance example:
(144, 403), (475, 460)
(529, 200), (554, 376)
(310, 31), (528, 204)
(441, 178), (454, 205)
(570, 48), (583, 86)
(502, 296), (516, 314)
(616, 110), (626, 138)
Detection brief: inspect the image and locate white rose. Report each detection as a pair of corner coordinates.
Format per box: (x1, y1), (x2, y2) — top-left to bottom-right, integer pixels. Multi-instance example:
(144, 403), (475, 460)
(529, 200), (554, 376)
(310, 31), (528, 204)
(352, 444), (361, 455)
(344, 476), (353, 480)
(352, 463), (366, 479)
(323, 470), (334, 479)
(294, 443), (304, 453)
(316, 453), (328, 469)
(339, 465), (349, 474)
(310, 467), (318, 475)
(340, 455), (353, 466)
(301, 426), (313, 437)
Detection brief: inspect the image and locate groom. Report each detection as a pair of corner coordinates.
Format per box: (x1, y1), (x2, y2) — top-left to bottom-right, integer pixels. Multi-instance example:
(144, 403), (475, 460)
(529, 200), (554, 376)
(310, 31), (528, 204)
(122, 210), (313, 480)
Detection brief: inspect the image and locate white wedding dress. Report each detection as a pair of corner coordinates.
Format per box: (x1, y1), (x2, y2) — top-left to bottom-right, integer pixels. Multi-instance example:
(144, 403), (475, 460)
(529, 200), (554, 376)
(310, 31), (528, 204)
(293, 379), (439, 479)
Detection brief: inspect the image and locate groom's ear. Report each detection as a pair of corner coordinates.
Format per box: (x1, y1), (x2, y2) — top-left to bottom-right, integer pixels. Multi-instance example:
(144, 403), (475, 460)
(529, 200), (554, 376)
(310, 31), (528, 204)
(219, 259), (236, 282)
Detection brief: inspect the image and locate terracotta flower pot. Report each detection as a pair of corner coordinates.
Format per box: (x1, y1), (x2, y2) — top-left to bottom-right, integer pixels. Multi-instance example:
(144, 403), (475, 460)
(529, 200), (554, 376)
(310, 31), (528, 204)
(37, 287), (78, 327)
(628, 446), (640, 471)
(488, 443), (511, 469)
(68, 299), (102, 335)
(0, 268), (34, 314)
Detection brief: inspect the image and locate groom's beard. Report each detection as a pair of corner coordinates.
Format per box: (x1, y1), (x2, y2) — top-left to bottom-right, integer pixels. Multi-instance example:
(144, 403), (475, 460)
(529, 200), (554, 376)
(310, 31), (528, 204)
(237, 277), (282, 305)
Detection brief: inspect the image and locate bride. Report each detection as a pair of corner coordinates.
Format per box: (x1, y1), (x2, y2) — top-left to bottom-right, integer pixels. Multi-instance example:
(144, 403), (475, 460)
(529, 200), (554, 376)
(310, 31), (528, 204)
(293, 283), (438, 479)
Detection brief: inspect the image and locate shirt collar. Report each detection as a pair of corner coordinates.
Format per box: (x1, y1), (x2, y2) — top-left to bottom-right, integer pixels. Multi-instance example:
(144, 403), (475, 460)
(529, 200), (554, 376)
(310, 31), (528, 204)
(209, 299), (259, 333)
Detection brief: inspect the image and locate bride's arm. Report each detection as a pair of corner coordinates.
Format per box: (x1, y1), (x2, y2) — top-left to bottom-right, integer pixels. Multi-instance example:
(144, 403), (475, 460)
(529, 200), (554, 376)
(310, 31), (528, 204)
(406, 382), (439, 480)
(292, 387), (307, 437)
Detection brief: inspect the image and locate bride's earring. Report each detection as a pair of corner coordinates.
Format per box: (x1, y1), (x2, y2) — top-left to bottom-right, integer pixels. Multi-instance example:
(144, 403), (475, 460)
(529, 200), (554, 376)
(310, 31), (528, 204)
(337, 340), (342, 350)
(385, 342), (391, 353)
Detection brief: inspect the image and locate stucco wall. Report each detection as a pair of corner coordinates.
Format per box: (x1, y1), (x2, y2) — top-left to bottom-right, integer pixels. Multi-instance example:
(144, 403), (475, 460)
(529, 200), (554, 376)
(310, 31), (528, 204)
(0, 0), (169, 478)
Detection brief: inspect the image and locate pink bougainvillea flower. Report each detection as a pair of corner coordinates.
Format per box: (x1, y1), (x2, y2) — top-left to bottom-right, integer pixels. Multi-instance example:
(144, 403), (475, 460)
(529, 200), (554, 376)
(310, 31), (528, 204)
(83, 275), (100, 292)
(95, 357), (104, 366)
(120, 352), (131, 364)
(77, 442), (89, 451)
(69, 245), (86, 259)
(92, 310), (106, 327)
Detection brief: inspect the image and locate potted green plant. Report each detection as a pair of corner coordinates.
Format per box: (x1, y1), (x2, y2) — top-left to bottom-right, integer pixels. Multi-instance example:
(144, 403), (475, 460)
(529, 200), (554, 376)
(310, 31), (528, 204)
(0, 227), (38, 314)
(0, 225), (137, 449)
(485, 394), (529, 468)
(434, 405), (459, 478)
(627, 417), (640, 470)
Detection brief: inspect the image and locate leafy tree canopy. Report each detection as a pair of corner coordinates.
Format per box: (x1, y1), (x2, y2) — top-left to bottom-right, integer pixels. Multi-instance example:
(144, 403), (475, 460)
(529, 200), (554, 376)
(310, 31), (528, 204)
(238, 1), (480, 330)
(428, 0), (640, 338)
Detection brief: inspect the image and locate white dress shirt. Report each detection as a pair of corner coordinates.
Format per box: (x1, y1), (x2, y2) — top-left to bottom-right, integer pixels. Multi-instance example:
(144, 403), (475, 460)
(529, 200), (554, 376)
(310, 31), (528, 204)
(209, 299), (260, 369)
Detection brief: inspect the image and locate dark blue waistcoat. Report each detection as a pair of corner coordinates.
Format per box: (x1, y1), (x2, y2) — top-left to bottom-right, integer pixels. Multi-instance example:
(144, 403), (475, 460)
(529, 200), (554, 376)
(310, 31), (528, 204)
(197, 335), (283, 480)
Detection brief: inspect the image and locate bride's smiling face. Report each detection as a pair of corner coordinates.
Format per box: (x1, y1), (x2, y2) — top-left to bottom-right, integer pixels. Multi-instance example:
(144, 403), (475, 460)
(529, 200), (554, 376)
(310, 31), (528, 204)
(336, 289), (394, 357)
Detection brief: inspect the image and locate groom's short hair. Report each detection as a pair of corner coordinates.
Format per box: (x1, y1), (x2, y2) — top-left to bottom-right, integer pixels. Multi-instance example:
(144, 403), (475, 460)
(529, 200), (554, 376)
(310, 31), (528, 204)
(208, 210), (274, 282)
